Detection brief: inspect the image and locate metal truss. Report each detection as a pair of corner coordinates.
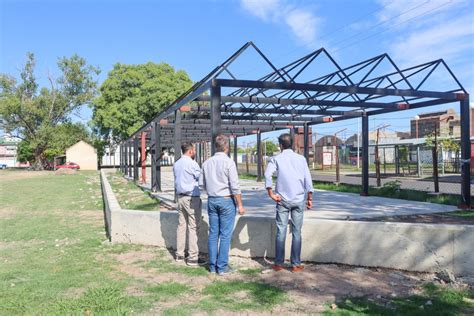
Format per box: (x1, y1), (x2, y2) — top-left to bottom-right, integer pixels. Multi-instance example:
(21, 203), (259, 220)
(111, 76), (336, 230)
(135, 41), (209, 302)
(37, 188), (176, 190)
(119, 41), (471, 207)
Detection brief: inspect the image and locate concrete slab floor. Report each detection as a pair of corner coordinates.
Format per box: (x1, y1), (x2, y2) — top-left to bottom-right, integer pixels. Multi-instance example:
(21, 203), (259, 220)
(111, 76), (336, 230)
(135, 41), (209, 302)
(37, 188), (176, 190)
(132, 167), (458, 220)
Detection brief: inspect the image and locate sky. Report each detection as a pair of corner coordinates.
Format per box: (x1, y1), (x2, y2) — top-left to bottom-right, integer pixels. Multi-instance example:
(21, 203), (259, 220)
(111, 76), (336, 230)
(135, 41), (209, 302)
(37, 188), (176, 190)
(1, 0), (473, 145)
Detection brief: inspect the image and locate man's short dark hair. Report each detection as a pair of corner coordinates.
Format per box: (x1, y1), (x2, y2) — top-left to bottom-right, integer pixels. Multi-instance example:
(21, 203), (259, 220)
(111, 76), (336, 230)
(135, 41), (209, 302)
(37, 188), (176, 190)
(214, 134), (228, 152)
(278, 133), (292, 150)
(181, 141), (194, 154)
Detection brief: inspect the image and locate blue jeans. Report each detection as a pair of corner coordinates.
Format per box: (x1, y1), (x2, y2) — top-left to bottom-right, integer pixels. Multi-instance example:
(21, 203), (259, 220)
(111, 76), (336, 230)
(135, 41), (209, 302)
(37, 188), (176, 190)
(207, 197), (236, 273)
(275, 200), (304, 267)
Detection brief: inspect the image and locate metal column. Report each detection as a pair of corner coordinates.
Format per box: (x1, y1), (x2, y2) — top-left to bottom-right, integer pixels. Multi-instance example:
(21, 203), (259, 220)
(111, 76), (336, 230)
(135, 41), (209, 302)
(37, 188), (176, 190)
(460, 96), (471, 207)
(133, 137), (139, 181)
(210, 83), (222, 155)
(290, 127), (295, 150)
(361, 115), (369, 196)
(140, 132), (146, 184)
(127, 141), (132, 178)
(119, 144), (123, 173)
(233, 136), (238, 167)
(257, 131), (262, 182)
(151, 122), (162, 192)
(174, 110), (182, 161)
(303, 124), (310, 162)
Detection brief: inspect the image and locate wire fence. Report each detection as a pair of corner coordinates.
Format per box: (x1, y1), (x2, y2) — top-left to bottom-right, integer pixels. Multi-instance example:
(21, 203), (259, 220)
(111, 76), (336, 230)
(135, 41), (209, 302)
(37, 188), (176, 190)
(236, 141), (471, 198)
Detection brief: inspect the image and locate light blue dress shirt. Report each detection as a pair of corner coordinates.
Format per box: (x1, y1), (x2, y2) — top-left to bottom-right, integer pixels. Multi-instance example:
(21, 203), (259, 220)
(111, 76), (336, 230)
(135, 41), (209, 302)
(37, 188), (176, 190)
(264, 149), (313, 203)
(201, 152), (241, 197)
(173, 155), (201, 196)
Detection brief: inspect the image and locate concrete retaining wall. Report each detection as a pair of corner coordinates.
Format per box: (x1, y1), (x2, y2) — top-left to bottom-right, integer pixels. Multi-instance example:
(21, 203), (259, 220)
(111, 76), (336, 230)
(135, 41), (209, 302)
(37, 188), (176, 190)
(100, 170), (474, 276)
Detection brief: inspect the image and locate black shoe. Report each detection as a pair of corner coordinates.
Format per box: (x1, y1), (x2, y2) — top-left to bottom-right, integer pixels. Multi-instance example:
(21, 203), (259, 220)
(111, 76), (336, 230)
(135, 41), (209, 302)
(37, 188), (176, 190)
(175, 255), (185, 263)
(186, 258), (207, 267)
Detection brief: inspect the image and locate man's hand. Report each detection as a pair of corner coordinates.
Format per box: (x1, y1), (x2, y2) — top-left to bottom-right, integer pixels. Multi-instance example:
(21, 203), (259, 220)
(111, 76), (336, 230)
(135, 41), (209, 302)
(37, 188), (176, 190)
(270, 193), (282, 203)
(238, 206), (246, 215)
(267, 188), (281, 203)
(306, 199), (312, 210)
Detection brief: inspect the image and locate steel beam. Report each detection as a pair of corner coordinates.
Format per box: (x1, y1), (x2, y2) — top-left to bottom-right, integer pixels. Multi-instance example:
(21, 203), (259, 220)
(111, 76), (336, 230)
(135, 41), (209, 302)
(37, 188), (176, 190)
(133, 137), (139, 181)
(290, 128), (295, 151)
(233, 136), (238, 167)
(151, 122), (161, 192)
(174, 110), (182, 161)
(194, 95), (401, 110)
(361, 115), (369, 196)
(141, 132), (146, 184)
(215, 79), (460, 100)
(128, 141), (132, 178)
(210, 83), (222, 155)
(304, 124), (309, 162)
(257, 131), (262, 182)
(460, 96), (471, 207)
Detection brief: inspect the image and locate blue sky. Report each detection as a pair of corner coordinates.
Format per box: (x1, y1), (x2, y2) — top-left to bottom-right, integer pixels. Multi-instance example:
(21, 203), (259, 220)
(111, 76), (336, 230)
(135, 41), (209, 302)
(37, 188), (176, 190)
(1, 0), (473, 144)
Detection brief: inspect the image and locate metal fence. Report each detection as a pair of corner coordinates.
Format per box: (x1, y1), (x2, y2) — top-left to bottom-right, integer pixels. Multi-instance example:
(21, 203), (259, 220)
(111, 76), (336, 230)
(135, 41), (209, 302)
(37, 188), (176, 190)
(236, 141), (471, 198)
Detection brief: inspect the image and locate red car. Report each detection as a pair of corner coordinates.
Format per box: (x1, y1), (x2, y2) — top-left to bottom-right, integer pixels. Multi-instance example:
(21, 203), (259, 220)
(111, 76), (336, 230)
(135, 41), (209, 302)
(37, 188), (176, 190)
(56, 162), (80, 170)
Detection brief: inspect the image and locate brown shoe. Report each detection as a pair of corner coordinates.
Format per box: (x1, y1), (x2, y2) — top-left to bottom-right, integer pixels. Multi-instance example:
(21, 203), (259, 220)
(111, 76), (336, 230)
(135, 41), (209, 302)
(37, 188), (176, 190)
(272, 264), (285, 272)
(291, 265), (305, 273)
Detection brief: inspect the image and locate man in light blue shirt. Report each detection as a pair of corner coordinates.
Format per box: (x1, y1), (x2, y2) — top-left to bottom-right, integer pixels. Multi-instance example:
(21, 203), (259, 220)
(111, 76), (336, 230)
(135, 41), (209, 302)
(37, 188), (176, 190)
(264, 133), (313, 273)
(173, 142), (203, 266)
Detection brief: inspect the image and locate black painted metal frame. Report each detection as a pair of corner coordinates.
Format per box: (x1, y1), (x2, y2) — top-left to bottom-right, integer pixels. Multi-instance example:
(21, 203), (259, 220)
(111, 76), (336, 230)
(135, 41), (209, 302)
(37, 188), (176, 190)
(120, 42), (471, 207)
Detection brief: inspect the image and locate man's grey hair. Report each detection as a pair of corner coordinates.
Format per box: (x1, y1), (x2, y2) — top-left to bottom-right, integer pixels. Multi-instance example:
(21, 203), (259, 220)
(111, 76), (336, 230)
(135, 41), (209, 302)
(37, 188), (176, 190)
(214, 134), (229, 152)
(181, 141), (194, 154)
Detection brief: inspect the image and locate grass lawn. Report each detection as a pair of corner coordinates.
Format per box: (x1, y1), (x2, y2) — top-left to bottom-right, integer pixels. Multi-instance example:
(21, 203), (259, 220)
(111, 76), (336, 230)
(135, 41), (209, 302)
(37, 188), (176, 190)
(1, 170), (472, 315)
(0, 170), (287, 315)
(107, 171), (160, 210)
(325, 283), (474, 315)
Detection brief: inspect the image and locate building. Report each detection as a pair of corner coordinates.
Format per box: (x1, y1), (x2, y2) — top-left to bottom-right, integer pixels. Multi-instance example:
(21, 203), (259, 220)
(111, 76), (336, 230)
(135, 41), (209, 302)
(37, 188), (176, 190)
(410, 108), (460, 138)
(64, 141), (98, 170)
(0, 135), (22, 167)
(293, 127), (312, 155)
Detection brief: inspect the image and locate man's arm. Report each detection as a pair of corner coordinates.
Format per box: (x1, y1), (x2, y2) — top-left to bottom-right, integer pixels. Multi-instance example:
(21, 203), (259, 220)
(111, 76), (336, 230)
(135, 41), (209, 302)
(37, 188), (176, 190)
(228, 161), (245, 215)
(233, 194), (245, 215)
(303, 163), (313, 210)
(264, 158), (280, 202)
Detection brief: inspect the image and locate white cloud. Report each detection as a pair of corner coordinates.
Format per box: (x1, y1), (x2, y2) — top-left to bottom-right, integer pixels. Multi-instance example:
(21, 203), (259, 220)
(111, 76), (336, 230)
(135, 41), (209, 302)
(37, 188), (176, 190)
(240, 0), (279, 21)
(390, 12), (474, 65)
(240, 0), (321, 48)
(284, 8), (320, 47)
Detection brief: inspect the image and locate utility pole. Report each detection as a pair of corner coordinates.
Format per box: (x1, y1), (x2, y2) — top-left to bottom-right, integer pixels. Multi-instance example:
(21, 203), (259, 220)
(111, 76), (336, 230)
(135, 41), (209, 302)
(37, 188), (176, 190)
(432, 116), (452, 193)
(334, 128), (347, 184)
(375, 124), (390, 187)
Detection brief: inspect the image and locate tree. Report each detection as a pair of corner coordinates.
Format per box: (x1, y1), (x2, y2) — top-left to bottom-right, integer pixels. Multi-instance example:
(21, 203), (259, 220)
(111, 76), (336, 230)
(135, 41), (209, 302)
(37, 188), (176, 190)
(253, 141), (279, 155)
(42, 123), (91, 160)
(0, 53), (99, 169)
(17, 141), (34, 163)
(91, 62), (193, 142)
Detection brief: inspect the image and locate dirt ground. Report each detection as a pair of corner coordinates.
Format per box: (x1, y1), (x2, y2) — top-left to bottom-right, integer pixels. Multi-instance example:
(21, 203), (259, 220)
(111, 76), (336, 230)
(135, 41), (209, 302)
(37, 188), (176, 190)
(107, 245), (473, 315)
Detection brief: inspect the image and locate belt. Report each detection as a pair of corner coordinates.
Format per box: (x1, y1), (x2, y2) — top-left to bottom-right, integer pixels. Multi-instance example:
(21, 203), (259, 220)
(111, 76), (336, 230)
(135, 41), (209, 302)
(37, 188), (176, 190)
(208, 195), (233, 199)
(178, 193), (199, 197)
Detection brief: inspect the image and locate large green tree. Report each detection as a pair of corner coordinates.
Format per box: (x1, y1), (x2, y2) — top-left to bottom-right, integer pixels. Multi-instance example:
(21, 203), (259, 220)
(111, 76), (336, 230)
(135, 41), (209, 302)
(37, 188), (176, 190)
(18, 122), (90, 163)
(91, 62), (193, 142)
(0, 53), (99, 169)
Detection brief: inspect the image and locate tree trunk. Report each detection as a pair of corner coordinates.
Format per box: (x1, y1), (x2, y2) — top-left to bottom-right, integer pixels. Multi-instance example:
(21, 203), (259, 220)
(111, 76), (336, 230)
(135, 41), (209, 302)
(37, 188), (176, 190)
(33, 148), (46, 170)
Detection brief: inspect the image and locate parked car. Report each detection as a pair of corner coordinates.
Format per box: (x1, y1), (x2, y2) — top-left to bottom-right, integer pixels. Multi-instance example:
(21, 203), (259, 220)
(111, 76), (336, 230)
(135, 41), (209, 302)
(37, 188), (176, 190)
(56, 162), (80, 170)
(0, 163), (7, 169)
